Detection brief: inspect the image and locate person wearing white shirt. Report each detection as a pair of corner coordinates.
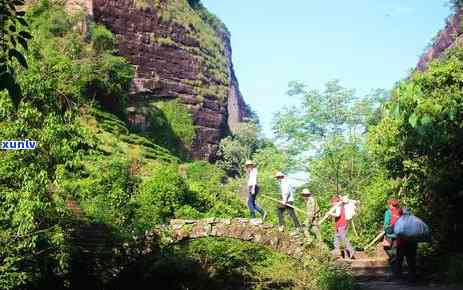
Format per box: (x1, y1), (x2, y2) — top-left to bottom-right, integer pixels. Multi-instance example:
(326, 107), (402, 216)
(245, 160), (266, 220)
(275, 172), (300, 230)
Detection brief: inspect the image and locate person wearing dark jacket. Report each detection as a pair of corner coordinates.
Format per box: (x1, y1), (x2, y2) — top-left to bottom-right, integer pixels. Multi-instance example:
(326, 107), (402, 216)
(394, 209), (418, 283)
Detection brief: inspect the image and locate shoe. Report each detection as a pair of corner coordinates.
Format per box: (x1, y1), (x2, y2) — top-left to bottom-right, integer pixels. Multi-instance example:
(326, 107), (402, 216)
(262, 211), (267, 221)
(349, 250), (356, 259)
(290, 230), (300, 237)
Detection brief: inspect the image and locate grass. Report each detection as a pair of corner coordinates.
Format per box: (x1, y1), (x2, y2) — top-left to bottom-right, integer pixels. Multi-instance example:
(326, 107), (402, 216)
(80, 106), (180, 164)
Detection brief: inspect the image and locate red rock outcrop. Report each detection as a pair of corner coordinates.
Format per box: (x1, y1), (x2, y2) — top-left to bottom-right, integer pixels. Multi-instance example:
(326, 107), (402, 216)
(417, 9), (463, 71)
(68, 0), (248, 161)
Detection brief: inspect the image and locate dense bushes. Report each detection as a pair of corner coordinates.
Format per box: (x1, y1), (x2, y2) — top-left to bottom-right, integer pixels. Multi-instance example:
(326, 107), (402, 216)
(0, 2), (135, 288)
(111, 238), (355, 290)
(217, 122), (260, 177)
(90, 24), (116, 53)
(86, 53), (133, 116)
(136, 165), (191, 228)
(55, 156), (137, 231)
(0, 94), (84, 289)
(135, 161), (246, 230)
(131, 100), (196, 160)
(368, 46), (463, 250)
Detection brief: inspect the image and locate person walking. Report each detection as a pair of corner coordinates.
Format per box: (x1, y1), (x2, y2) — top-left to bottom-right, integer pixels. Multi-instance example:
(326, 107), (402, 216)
(384, 199), (403, 244)
(383, 198), (403, 275)
(245, 160), (266, 220)
(275, 172), (300, 231)
(301, 188), (321, 242)
(394, 208), (418, 283)
(330, 195), (355, 259)
(383, 198), (402, 251)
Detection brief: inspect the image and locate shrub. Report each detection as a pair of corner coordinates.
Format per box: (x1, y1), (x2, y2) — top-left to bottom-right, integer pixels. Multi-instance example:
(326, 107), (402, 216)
(56, 156), (137, 231)
(86, 53), (134, 116)
(185, 161), (226, 185)
(0, 3), (136, 287)
(90, 24), (116, 53)
(0, 96), (83, 290)
(217, 122), (259, 177)
(49, 8), (73, 36)
(368, 46), (463, 249)
(136, 165), (191, 229)
(184, 161), (247, 218)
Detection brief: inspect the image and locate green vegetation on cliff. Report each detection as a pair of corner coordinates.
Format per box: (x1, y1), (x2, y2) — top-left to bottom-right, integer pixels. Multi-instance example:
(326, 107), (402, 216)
(128, 99), (196, 159)
(136, 0), (230, 102)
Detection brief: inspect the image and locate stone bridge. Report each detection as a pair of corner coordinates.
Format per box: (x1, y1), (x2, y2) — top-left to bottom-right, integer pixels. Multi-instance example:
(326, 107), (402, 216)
(145, 218), (308, 259)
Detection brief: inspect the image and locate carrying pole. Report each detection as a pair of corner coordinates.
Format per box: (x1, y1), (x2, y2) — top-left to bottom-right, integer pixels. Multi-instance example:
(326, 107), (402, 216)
(260, 194), (306, 215)
(364, 231), (385, 250)
(317, 202), (343, 225)
(351, 220), (359, 238)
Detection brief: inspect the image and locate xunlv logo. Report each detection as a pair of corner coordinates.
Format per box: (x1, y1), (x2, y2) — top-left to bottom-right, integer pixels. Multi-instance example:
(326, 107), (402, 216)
(1, 140), (38, 150)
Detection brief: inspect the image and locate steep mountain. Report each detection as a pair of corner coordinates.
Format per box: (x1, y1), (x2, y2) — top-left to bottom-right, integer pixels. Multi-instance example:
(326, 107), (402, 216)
(66, 0), (249, 161)
(417, 8), (463, 71)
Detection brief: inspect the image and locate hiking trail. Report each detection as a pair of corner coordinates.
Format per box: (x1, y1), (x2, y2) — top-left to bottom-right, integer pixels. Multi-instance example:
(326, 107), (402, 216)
(345, 247), (460, 290)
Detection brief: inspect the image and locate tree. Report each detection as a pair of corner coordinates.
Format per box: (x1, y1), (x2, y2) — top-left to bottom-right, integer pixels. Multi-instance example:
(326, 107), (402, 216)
(217, 122), (259, 177)
(368, 46), (463, 249)
(273, 80), (385, 192)
(0, 0), (31, 106)
(448, 0), (463, 10)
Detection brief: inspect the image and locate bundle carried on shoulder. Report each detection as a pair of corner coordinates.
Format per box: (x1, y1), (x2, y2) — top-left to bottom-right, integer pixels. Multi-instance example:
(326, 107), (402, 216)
(341, 196), (359, 221)
(393, 209), (431, 242)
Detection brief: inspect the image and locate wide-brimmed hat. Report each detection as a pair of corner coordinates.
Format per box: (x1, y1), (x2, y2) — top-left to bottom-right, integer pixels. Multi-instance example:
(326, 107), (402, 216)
(274, 171), (285, 178)
(301, 188), (312, 196)
(245, 160), (255, 166)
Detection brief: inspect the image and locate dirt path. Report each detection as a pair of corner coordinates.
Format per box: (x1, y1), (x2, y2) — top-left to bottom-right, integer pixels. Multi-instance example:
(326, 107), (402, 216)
(357, 280), (461, 290)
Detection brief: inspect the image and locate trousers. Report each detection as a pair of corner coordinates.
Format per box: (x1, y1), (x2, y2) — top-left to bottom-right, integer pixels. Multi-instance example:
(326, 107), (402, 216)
(247, 191), (265, 218)
(277, 202), (300, 227)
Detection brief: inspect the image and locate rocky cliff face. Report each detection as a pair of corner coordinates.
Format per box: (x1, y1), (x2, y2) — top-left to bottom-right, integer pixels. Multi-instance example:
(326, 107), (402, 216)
(417, 9), (463, 71)
(67, 0), (248, 161)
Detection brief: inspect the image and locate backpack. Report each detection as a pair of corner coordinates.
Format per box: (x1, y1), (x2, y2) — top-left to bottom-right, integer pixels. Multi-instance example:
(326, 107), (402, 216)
(393, 210), (431, 242)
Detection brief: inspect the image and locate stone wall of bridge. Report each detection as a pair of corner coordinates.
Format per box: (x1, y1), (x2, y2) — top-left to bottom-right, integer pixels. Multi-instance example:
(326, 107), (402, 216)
(146, 218), (308, 259)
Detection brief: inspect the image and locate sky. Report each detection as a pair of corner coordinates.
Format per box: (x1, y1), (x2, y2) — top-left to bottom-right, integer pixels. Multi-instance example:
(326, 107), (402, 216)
(202, 0), (452, 137)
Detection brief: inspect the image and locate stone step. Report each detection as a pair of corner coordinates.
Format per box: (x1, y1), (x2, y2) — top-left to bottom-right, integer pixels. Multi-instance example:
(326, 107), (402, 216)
(339, 250), (391, 281)
(65, 199), (85, 219)
(350, 258), (390, 269)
